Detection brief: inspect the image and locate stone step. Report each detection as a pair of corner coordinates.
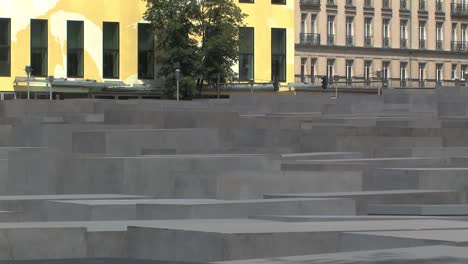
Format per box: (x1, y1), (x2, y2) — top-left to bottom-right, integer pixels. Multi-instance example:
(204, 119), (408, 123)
(46, 198), (356, 221)
(368, 204), (468, 216)
(264, 190), (461, 215)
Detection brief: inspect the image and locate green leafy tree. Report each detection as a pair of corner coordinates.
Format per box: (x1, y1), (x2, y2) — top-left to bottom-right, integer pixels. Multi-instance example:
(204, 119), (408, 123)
(143, 0), (246, 98)
(194, 0), (246, 93)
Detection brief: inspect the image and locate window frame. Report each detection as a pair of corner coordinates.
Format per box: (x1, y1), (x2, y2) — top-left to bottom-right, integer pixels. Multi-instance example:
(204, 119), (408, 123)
(67, 20), (84, 78)
(271, 28), (287, 83)
(0, 18), (11, 77)
(103, 21), (120, 79)
(30, 19), (48, 77)
(138, 23), (155, 80)
(239, 27), (255, 82)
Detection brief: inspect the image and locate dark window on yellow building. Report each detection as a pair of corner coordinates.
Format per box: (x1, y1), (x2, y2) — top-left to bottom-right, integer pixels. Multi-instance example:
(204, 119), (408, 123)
(138, 23), (154, 79)
(239, 27), (254, 81)
(239, 0), (254, 3)
(103, 22), (119, 79)
(31, 19), (48, 77)
(67, 21), (84, 78)
(272, 0), (286, 4)
(0, 18), (11, 77)
(271, 28), (286, 82)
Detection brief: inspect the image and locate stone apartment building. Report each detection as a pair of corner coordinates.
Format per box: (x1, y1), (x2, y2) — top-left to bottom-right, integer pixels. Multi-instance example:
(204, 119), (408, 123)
(295, 0), (468, 88)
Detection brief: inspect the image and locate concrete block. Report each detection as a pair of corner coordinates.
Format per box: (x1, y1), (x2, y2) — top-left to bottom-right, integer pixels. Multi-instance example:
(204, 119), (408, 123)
(127, 219), (468, 262)
(0, 195), (150, 222)
(341, 229), (468, 252)
(264, 190), (461, 215)
(368, 204), (468, 216)
(214, 246), (468, 264)
(72, 128), (220, 155)
(46, 198), (356, 221)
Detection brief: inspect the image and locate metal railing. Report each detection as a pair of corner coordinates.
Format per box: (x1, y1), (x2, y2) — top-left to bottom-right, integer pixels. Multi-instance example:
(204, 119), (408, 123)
(326, 0), (336, 5)
(295, 75), (319, 84)
(451, 41), (468, 51)
(436, 1), (445, 12)
(346, 35), (354, 46)
(451, 3), (468, 16)
(299, 0), (320, 8)
(382, 37), (390, 48)
(364, 36), (372, 47)
(300, 33), (321, 45)
(419, 0), (427, 12)
(382, 0), (391, 9)
(436, 40), (443, 50)
(345, 0), (355, 7)
(400, 0), (408, 10)
(364, 0), (373, 8)
(327, 34), (335, 45)
(292, 77), (468, 90)
(419, 39), (426, 49)
(400, 38), (408, 48)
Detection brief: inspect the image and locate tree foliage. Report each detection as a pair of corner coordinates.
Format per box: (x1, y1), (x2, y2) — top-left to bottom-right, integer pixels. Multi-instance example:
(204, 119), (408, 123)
(143, 0), (246, 98)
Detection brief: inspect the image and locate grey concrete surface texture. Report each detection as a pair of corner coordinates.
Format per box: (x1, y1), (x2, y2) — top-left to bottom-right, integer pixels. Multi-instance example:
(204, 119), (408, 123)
(1, 88), (468, 262)
(46, 198), (356, 221)
(213, 246), (468, 264)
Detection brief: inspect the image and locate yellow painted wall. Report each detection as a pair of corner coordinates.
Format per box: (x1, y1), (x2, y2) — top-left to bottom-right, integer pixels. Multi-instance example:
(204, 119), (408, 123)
(237, 0), (295, 84)
(0, 0), (294, 92)
(0, 0), (148, 92)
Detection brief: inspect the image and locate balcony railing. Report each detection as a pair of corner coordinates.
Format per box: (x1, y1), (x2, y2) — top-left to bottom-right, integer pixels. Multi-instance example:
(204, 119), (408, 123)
(299, 0), (321, 9)
(383, 37), (390, 48)
(327, 34), (335, 45)
(436, 1), (445, 13)
(400, 38), (408, 48)
(419, 39), (426, 49)
(326, 0), (336, 6)
(382, 0), (391, 9)
(400, 0), (408, 10)
(346, 35), (354, 46)
(418, 80), (426, 88)
(451, 3), (468, 16)
(451, 41), (468, 52)
(436, 40), (443, 50)
(300, 33), (321, 46)
(364, 36), (372, 47)
(364, 0), (373, 8)
(419, 0), (427, 12)
(345, 0), (355, 7)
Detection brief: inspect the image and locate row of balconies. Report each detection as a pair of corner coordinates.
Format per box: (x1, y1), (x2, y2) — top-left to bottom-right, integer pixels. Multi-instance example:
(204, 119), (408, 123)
(299, 0), (468, 17)
(299, 33), (468, 52)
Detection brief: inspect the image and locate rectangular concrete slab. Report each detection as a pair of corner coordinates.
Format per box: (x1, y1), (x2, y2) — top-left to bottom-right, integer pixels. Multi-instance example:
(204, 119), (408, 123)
(368, 204), (468, 216)
(340, 229), (468, 252)
(72, 128), (220, 155)
(46, 198), (356, 221)
(264, 190), (461, 214)
(126, 219), (468, 262)
(0, 195), (151, 222)
(212, 246), (468, 264)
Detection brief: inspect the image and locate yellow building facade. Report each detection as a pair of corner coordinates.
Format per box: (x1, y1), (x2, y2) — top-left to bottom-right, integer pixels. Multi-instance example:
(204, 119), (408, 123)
(0, 0), (294, 96)
(236, 0), (295, 84)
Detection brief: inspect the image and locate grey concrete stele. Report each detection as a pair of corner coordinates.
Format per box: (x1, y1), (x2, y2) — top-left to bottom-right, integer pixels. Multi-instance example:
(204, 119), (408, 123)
(0, 88), (467, 262)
